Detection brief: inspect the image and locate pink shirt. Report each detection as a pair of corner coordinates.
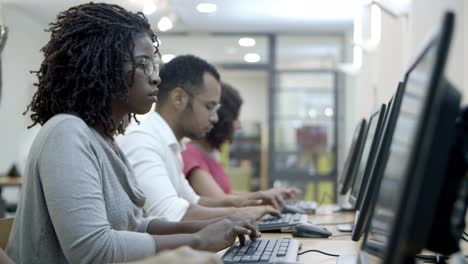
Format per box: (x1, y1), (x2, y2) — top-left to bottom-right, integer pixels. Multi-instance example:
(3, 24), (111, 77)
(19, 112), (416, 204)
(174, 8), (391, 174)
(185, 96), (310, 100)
(182, 143), (233, 194)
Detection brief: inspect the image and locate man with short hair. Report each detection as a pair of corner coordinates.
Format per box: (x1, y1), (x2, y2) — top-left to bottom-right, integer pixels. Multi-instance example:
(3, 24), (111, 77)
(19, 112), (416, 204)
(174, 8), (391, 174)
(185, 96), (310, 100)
(118, 55), (280, 221)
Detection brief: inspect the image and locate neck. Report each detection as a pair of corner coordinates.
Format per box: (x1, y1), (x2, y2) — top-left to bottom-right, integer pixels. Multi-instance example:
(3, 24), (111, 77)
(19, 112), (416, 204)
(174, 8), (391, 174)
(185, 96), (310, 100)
(94, 102), (127, 144)
(157, 105), (184, 141)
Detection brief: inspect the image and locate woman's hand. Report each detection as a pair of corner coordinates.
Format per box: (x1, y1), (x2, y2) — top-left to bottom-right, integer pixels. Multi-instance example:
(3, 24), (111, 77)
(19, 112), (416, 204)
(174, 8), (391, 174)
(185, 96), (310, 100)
(195, 217), (261, 252)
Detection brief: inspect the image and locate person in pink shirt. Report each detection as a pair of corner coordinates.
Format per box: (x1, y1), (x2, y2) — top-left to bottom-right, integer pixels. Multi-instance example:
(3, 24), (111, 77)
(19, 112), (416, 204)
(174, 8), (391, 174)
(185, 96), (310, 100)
(182, 83), (299, 209)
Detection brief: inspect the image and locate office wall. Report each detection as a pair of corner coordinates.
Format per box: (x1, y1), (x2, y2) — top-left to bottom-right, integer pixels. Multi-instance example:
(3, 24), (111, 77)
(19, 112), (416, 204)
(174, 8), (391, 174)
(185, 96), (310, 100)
(219, 69), (268, 132)
(465, 1), (467, 99)
(356, 9), (407, 121)
(409, 0), (464, 101)
(0, 6), (46, 174)
(354, 0), (465, 133)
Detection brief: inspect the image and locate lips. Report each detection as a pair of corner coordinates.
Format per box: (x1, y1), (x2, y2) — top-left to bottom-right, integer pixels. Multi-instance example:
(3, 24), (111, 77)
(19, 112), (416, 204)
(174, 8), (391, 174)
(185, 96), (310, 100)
(149, 88), (159, 103)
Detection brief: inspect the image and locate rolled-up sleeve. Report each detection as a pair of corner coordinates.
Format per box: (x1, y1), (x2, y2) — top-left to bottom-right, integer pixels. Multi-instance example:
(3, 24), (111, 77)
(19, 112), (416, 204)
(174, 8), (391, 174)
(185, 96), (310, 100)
(39, 120), (156, 263)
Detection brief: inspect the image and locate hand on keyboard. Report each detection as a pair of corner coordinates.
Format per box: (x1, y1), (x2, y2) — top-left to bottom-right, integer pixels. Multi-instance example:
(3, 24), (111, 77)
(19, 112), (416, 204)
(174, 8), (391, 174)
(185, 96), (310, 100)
(195, 217), (261, 252)
(246, 190), (286, 209)
(235, 205), (282, 220)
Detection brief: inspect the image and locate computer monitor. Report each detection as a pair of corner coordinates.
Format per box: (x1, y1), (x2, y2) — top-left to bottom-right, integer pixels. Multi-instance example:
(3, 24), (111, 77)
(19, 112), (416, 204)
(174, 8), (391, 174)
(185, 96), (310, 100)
(349, 104), (386, 209)
(359, 12), (460, 264)
(338, 118), (368, 195)
(351, 81), (405, 242)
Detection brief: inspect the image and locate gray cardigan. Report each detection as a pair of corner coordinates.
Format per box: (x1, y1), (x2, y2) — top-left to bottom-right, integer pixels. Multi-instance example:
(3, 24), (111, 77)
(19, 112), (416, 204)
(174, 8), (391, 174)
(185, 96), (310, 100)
(6, 114), (156, 264)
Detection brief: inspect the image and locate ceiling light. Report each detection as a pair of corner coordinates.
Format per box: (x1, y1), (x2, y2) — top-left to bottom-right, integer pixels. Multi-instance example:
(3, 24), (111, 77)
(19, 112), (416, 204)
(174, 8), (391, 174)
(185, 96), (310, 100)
(158, 17), (173, 32)
(143, 0), (157, 15)
(238, 37), (256, 47)
(244, 53), (260, 63)
(196, 3), (217, 13)
(161, 54), (176, 63)
(308, 109), (318, 119)
(324, 107), (334, 117)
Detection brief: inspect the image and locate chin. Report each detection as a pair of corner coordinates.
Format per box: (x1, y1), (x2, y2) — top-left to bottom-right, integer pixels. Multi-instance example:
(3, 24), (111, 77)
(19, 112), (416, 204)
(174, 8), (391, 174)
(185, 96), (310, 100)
(134, 105), (153, 115)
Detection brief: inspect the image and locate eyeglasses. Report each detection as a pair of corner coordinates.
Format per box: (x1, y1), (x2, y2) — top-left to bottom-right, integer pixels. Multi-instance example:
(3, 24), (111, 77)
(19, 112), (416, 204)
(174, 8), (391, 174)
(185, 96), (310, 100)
(131, 57), (160, 77)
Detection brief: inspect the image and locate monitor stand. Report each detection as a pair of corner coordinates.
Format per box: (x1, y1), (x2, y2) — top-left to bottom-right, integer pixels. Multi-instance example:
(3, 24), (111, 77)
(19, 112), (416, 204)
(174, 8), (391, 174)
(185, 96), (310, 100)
(336, 254), (357, 264)
(337, 224), (354, 232)
(334, 204), (355, 213)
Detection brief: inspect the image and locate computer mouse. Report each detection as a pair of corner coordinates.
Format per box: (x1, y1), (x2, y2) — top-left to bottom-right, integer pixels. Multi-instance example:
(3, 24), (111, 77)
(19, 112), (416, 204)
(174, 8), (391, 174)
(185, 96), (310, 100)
(282, 205), (306, 214)
(291, 223), (332, 238)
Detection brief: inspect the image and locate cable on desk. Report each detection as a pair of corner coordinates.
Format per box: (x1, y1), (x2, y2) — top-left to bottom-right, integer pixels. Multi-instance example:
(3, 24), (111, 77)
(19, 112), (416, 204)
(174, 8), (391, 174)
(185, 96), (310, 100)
(297, 249), (340, 257)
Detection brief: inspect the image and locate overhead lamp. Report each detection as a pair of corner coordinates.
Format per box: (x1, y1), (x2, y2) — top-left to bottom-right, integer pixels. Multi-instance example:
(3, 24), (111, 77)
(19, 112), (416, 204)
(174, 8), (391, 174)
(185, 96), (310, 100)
(161, 54), (176, 63)
(324, 107), (334, 117)
(158, 16), (173, 32)
(143, 0), (157, 15)
(238, 37), (256, 47)
(196, 3), (217, 13)
(244, 53), (260, 63)
(308, 109), (318, 119)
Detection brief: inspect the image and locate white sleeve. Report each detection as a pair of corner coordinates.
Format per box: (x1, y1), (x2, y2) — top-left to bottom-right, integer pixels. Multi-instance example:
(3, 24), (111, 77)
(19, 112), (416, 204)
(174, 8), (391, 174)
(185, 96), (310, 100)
(118, 131), (191, 222)
(178, 173), (200, 204)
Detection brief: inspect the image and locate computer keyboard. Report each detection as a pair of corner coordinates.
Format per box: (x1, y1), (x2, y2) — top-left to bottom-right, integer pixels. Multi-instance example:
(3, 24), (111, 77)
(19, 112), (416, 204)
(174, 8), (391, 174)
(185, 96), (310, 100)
(222, 238), (300, 263)
(285, 200), (318, 214)
(257, 213), (308, 232)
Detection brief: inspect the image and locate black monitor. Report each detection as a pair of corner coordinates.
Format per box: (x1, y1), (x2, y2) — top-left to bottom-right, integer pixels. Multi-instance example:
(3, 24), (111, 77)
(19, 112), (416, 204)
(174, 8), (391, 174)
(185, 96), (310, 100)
(349, 104), (386, 209)
(338, 118), (368, 195)
(358, 12), (460, 264)
(351, 81), (405, 242)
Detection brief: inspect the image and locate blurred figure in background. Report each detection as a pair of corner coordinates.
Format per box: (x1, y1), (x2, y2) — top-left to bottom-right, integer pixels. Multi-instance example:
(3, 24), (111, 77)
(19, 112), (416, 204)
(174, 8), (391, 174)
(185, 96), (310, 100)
(118, 55), (280, 222)
(182, 82), (300, 209)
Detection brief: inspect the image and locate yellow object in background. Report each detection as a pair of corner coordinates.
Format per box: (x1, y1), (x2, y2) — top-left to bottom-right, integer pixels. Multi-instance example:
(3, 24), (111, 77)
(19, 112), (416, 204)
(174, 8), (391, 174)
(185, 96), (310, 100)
(305, 181), (334, 204)
(219, 142), (229, 168)
(317, 152), (334, 175)
(225, 167), (252, 192)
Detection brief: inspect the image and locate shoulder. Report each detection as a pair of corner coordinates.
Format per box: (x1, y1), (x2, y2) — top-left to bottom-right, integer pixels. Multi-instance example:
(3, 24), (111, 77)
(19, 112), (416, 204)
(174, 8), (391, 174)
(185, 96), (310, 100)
(182, 144), (205, 160)
(38, 114), (93, 143)
(118, 114), (170, 151)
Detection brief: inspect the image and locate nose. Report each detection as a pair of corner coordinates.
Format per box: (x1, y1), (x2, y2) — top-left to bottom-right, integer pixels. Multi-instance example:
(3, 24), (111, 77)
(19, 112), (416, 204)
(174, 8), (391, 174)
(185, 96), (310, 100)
(209, 112), (219, 124)
(150, 73), (161, 86)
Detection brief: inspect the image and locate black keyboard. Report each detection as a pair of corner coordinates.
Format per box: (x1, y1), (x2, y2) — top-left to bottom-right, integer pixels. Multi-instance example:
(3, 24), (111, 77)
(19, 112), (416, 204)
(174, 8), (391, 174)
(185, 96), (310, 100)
(257, 213), (307, 232)
(222, 238), (300, 263)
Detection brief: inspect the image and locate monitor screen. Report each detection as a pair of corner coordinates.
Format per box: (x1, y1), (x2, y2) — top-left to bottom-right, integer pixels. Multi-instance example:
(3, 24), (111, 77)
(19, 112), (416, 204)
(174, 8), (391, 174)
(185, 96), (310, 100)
(349, 104), (386, 208)
(360, 12), (458, 264)
(338, 118), (367, 195)
(351, 82), (405, 242)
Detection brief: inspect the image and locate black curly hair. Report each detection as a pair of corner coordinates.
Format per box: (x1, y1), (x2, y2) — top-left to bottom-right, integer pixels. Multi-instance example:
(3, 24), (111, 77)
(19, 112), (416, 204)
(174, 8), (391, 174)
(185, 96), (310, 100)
(206, 82), (243, 150)
(157, 54), (220, 103)
(24, 2), (159, 137)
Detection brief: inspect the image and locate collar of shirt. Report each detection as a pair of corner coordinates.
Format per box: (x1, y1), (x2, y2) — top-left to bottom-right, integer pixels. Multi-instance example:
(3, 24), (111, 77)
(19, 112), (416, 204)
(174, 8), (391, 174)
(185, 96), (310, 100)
(149, 112), (186, 154)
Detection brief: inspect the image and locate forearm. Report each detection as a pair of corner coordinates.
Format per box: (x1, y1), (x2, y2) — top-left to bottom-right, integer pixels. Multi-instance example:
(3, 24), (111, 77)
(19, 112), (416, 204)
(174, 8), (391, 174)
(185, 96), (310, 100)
(147, 219), (221, 235)
(198, 196), (238, 207)
(151, 234), (204, 252)
(181, 204), (237, 221)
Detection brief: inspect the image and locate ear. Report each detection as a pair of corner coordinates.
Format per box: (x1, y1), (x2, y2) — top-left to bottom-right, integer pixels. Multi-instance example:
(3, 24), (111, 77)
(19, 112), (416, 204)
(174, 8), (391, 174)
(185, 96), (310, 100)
(170, 87), (189, 111)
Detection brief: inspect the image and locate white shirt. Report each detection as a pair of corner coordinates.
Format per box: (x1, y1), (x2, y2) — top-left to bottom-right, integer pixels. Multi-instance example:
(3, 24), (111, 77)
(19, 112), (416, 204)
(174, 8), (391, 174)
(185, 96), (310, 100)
(117, 112), (200, 221)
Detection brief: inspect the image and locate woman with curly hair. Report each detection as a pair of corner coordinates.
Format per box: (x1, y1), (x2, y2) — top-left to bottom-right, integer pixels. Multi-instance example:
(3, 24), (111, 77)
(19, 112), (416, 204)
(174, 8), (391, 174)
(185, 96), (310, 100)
(5, 3), (258, 264)
(182, 83), (300, 209)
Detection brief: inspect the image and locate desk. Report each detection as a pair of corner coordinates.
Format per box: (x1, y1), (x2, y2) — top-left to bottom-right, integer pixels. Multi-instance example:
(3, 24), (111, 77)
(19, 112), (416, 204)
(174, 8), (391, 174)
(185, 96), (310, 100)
(0, 176), (21, 217)
(0, 176), (22, 187)
(219, 205), (361, 263)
